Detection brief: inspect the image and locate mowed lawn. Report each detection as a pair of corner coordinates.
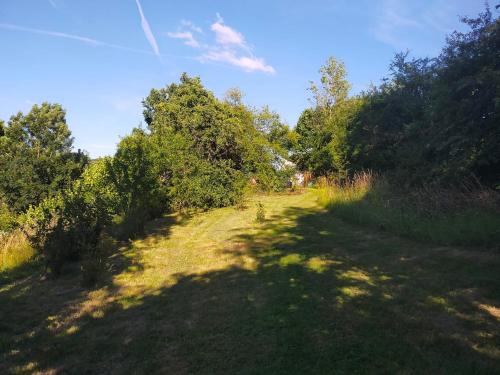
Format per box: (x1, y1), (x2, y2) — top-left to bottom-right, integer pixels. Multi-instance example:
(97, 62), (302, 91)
(1, 190), (499, 374)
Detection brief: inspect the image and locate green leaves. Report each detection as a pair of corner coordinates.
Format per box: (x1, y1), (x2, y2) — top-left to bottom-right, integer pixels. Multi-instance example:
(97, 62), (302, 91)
(298, 8), (500, 187)
(0, 103), (88, 212)
(140, 73), (291, 210)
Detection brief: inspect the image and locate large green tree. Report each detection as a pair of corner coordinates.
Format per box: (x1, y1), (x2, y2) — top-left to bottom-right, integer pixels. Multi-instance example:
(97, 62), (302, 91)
(349, 8), (500, 186)
(298, 8), (499, 187)
(294, 57), (355, 177)
(0, 103), (88, 212)
(253, 105), (295, 156)
(143, 73), (280, 208)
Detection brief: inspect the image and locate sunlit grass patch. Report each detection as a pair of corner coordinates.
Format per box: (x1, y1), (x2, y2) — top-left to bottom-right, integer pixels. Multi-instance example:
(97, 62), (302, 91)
(306, 256), (338, 273)
(338, 269), (373, 284)
(339, 286), (369, 298)
(0, 230), (35, 271)
(65, 325), (80, 335)
(477, 304), (500, 320)
(279, 253), (304, 267)
(425, 295), (458, 315)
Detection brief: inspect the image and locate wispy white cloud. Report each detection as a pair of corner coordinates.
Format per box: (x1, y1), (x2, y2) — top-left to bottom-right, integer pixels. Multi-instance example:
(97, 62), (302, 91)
(48, 0), (58, 9)
(167, 15), (275, 74)
(422, 0), (456, 34)
(210, 20), (245, 47)
(0, 23), (153, 55)
(167, 31), (200, 48)
(181, 20), (202, 34)
(134, 0), (160, 57)
(200, 50), (275, 74)
(373, 0), (460, 50)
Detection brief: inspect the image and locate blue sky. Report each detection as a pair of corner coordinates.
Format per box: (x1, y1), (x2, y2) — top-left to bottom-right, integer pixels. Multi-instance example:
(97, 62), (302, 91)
(0, 0), (486, 157)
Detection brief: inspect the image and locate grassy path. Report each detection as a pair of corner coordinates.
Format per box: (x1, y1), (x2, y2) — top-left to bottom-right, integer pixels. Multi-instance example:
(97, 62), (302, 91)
(1, 190), (499, 374)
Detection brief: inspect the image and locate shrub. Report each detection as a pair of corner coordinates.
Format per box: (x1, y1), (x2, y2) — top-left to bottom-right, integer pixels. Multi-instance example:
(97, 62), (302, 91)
(111, 207), (150, 241)
(255, 166), (296, 192)
(256, 202), (266, 223)
(21, 178), (113, 276)
(169, 159), (247, 211)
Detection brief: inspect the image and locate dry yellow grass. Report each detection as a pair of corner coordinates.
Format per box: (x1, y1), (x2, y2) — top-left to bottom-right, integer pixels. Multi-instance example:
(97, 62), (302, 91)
(0, 230), (35, 271)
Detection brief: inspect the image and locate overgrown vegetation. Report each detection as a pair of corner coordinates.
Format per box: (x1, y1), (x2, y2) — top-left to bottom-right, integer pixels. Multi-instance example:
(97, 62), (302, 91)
(292, 8), (499, 247)
(318, 172), (500, 247)
(0, 74), (295, 277)
(294, 9), (499, 187)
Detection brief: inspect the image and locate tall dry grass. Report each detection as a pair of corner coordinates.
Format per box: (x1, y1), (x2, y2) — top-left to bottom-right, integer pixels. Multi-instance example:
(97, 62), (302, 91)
(317, 171), (374, 206)
(317, 171), (500, 248)
(0, 230), (35, 271)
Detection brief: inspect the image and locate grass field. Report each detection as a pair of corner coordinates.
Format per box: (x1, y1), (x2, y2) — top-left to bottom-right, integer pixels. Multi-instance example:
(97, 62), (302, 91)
(1, 190), (499, 374)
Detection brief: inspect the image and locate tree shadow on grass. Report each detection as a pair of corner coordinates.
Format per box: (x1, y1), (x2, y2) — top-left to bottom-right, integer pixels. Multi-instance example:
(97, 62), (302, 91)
(1, 205), (499, 374)
(0, 211), (187, 374)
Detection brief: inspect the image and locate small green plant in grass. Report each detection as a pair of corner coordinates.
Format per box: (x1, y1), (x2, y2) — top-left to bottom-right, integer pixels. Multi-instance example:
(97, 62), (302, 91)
(256, 202), (266, 223)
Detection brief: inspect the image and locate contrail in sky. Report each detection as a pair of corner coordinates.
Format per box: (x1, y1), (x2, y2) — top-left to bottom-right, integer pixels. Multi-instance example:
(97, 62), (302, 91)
(134, 0), (160, 57)
(0, 23), (153, 55)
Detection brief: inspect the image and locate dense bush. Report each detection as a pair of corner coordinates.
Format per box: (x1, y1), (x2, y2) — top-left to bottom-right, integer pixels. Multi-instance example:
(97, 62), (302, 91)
(0, 200), (16, 232)
(106, 129), (165, 238)
(296, 9), (500, 188)
(1, 75), (295, 275)
(21, 165), (114, 276)
(143, 74), (292, 209)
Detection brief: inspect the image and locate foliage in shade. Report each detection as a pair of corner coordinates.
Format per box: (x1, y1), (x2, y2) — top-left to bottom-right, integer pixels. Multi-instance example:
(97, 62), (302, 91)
(295, 9), (500, 187)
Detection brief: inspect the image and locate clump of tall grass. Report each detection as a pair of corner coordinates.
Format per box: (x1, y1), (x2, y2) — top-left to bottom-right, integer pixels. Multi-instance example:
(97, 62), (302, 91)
(0, 230), (36, 271)
(317, 171), (374, 207)
(318, 171), (500, 248)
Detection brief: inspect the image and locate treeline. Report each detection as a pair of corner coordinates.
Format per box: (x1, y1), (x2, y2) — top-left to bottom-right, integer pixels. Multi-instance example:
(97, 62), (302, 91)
(0, 74), (295, 277)
(293, 9), (499, 188)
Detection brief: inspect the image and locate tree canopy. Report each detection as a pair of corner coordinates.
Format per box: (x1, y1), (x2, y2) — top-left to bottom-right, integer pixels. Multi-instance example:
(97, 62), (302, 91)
(294, 9), (500, 187)
(0, 103), (88, 212)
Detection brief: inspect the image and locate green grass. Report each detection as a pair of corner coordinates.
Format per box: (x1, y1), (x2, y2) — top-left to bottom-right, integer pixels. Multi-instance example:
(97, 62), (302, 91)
(318, 173), (500, 248)
(1, 190), (499, 374)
